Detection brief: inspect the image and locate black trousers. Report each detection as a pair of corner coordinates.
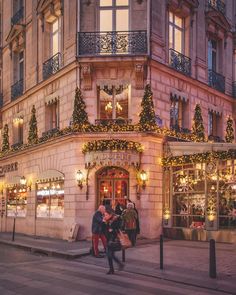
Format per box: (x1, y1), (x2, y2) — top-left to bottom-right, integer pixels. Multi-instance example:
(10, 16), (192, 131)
(107, 246), (122, 271)
(126, 229), (136, 246)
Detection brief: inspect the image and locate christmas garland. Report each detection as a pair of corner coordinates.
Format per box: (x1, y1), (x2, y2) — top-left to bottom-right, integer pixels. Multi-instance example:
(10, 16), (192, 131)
(82, 139), (144, 154)
(162, 149), (236, 167)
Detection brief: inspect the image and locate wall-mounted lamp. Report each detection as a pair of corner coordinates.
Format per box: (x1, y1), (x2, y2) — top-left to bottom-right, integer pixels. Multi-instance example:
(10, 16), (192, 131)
(76, 170), (84, 189)
(163, 207), (171, 226)
(139, 170), (148, 189)
(20, 176), (27, 186)
(20, 176), (32, 191)
(207, 211), (215, 222)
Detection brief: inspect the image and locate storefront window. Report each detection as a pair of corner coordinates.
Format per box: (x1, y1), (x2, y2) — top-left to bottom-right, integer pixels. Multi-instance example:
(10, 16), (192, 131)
(7, 189), (27, 217)
(36, 180), (64, 219)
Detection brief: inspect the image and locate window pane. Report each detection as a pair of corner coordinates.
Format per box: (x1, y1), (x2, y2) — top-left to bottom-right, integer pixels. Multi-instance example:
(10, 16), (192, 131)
(116, 9), (129, 31)
(49, 184), (64, 219)
(100, 0), (112, 6)
(100, 10), (113, 31)
(169, 25), (173, 49)
(36, 183), (50, 218)
(52, 33), (59, 55)
(99, 88), (113, 119)
(52, 19), (59, 33)
(169, 12), (173, 22)
(174, 15), (183, 28)
(115, 86), (128, 119)
(116, 0), (129, 5)
(174, 28), (182, 53)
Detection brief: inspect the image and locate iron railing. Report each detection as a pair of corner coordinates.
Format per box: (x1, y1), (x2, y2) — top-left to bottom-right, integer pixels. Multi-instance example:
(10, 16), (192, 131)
(0, 93), (3, 108)
(170, 124), (191, 134)
(207, 0), (226, 15)
(233, 81), (236, 98)
(11, 79), (23, 100)
(95, 118), (132, 125)
(11, 6), (24, 25)
(11, 142), (23, 150)
(43, 53), (61, 80)
(78, 31), (147, 56)
(208, 69), (225, 93)
(169, 49), (191, 76)
(208, 135), (224, 142)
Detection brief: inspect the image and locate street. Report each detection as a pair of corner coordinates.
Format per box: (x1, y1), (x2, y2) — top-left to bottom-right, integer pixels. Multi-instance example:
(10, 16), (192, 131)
(0, 244), (234, 295)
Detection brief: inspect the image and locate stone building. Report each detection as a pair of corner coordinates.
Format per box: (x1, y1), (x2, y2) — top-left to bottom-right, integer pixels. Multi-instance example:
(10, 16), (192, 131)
(0, 0), (235, 242)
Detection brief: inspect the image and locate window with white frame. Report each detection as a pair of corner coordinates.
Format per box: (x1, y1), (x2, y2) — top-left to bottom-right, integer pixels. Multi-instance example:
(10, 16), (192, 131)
(169, 12), (184, 54)
(51, 18), (60, 57)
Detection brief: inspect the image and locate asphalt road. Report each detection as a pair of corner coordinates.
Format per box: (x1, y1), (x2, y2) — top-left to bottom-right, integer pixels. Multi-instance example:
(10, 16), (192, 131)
(0, 244), (233, 295)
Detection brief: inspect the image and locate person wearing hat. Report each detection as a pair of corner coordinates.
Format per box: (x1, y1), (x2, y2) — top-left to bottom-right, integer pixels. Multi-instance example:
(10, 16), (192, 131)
(121, 202), (138, 246)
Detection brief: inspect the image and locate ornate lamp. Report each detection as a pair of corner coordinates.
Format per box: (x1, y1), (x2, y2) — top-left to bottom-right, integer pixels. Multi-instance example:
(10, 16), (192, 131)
(76, 170), (84, 189)
(139, 170), (148, 189)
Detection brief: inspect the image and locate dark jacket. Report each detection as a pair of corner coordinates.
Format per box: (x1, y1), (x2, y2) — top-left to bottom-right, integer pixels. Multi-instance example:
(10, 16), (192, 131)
(92, 211), (104, 234)
(105, 215), (122, 242)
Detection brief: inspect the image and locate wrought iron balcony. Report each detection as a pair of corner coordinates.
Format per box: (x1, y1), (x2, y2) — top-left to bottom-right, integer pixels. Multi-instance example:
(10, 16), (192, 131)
(11, 7), (24, 26)
(0, 93), (3, 108)
(43, 53), (61, 80)
(233, 82), (236, 98)
(170, 124), (191, 134)
(11, 142), (23, 150)
(95, 118), (132, 125)
(78, 31), (147, 56)
(11, 79), (23, 101)
(208, 69), (225, 93)
(207, 0), (225, 15)
(169, 49), (191, 76)
(208, 135), (224, 143)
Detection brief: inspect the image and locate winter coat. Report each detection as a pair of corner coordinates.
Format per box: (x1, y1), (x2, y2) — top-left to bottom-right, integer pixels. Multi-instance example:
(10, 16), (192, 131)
(121, 208), (138, 230)
(92, 211), (104, 234)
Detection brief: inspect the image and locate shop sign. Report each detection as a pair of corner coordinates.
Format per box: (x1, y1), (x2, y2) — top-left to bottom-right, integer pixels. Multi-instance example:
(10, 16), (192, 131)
(0, 162), (18, 178)
(85, 151), (140, 168)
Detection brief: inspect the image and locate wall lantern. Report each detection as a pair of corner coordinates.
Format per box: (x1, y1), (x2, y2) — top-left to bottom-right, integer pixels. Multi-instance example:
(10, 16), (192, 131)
(76, 170), (84, 189)
(20, 176), (27, 186)
(207, 211), (215, 222)
(20, 176), (32, 191)
(163, 207), (171, 226)
(139, 170), (148, 189)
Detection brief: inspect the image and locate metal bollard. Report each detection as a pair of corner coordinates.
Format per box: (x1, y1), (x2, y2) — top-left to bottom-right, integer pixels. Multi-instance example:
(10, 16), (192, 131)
(12, 217), (16, 242)
(160, 234), (163, 270)
(122, 249), (125, 262)
(209, 239), (216, 278)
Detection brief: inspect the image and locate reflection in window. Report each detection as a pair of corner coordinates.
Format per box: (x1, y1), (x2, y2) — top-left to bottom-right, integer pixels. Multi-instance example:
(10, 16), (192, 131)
(98, 85), (129, 120)
(36, 180), (64, 219)
(7, 189), (27, 217)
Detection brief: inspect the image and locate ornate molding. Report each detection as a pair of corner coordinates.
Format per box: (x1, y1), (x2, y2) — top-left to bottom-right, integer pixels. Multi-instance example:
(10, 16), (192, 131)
(135, 64), (144, 89)
(81, 64), (92, 91)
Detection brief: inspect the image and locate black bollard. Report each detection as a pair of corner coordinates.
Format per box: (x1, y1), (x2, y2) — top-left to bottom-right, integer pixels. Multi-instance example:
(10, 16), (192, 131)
(209, 239), (216, 278)
(160, 234), (163, 270)
(12, 217), (16, 242)
(122, 249), (125, 262)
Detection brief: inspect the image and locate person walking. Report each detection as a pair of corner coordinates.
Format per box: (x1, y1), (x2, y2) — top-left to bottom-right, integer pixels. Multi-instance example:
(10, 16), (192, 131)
(91, 205), (107, 258)
(121, 202), (138, 246)
(103, 208), (124, 274)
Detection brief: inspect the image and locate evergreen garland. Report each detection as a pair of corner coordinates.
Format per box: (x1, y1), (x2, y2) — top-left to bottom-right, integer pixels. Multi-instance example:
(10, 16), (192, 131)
(2, 124), (9, 152)
(72, 87), (90, 127)
(28, 105), (38, 144)
(139, 84), (156, 130)
(225, 116), (234, 143)
(192, 104), (205, 142)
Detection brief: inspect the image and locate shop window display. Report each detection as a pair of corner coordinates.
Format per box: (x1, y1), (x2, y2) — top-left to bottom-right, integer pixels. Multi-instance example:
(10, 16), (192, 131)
(36, 181), (64, 219)
(7, 189), (27, 217)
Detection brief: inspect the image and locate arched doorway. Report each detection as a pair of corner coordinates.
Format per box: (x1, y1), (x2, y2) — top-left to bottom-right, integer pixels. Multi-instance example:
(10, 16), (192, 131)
(97, 166), (129, 208)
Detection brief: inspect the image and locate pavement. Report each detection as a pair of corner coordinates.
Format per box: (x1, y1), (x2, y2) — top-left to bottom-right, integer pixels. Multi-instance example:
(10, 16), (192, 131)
(0, 232), (235, 294)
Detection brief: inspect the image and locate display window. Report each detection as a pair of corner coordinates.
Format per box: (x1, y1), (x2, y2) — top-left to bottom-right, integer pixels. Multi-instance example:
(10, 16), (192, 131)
(7, 189), (27, 217)
(36, 180), (64, 219)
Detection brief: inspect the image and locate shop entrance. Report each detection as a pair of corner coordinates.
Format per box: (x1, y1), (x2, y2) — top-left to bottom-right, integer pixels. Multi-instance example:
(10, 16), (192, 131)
(97, 166), (129, 209)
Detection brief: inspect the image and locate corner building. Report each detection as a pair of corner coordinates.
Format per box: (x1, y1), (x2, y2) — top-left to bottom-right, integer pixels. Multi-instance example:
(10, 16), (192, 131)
(0, 0), (235, 242)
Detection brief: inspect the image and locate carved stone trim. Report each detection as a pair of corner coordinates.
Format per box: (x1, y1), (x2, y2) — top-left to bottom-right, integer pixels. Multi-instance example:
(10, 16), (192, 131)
(81, 64), (92, 91)
(135, 64), (144, 89)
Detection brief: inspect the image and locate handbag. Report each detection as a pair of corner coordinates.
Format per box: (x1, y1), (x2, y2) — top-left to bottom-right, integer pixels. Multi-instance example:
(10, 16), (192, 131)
(108, 240), (122, 252)
(117, 230), (132, 249)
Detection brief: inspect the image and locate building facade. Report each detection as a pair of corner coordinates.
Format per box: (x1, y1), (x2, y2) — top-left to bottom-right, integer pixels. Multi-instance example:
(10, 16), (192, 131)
(0, 0), (235, 242)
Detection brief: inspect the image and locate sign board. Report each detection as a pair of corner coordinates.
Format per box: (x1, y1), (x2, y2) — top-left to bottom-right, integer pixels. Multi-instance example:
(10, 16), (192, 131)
(0, 162), (18, 178)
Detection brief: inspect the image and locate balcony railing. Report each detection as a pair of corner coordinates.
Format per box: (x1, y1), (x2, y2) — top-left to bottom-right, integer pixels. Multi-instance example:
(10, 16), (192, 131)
(0, 93), (3, 108)
(208, 69), (225, 93)
(208, 135), (224, 143)
(11, 6), (24, 26)
(169, 49), (191, 76)
(11, 79), (23, 101)
(78, 31), (147, 56)
(233, 82), (236, 98)
(43, 53), (61, 80)
(207, 0), (226, 15)
(95, 118), (132, 125)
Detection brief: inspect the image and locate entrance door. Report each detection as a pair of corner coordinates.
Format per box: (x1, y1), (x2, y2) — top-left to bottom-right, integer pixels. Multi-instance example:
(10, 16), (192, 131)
(97, 166), (129, 208)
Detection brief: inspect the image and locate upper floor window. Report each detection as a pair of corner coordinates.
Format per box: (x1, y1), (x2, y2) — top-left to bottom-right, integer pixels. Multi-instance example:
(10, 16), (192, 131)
(12, 117), (23, 146)
(45, 101), (59, 132)
(170, 96), (188, 132)
(208, 111), (222, 140)
(12, 0), (24, 25)
(11, 50), (24, 100)
(99, 0), (129, 32)
(169, 12), (184, 54)
(98, 85), (129, 121)
(51, 18), (60, 57)
(208, 39), (217, 71)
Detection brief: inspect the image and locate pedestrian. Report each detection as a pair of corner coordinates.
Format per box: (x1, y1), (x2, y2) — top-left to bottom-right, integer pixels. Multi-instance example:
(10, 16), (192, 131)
(103, 207), (124, 275)
(121, 202), (138, 246)
(91, 205), (107, 258)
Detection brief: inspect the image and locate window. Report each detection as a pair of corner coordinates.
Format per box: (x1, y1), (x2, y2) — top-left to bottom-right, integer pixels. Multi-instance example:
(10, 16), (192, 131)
(208, 40), (217, 71)
(98, 85), (129, 121)
(99, 0), (129, 32)
(169, 12), (184, 54)
(208, 111), (221, 139)
(45, 101), (59, 131)
(36, 180), (64, 219)
(13, 50), (24, 83)
(170, 96), (188, 131)
(51, 18), (60, 57)
(7, 189), (27, 217)
(12, 117), (23, 146)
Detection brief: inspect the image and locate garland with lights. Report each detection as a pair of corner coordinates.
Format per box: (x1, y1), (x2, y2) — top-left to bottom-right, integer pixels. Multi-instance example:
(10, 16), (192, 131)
(28, 105), (38, 144)
(82, 139), (144, 154)
(2, 124), (9, 152)
(162, 149), (236, 167)
(225, 116), (234, 143)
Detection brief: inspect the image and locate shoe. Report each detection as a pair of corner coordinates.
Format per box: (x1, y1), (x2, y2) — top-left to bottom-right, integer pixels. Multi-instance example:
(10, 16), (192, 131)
(94, 254), (104, 258)
(118, 263), (125, 271)
(106, 270), (114, 275)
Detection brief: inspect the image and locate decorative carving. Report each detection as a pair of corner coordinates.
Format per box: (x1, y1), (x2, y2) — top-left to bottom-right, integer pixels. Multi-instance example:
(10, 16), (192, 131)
(81, 64), (92, 91)
(135, 64), (144, 89)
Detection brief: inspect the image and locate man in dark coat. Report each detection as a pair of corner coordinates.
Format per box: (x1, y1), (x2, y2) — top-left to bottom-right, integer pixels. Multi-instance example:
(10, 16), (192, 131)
(92, 205), (107, 258)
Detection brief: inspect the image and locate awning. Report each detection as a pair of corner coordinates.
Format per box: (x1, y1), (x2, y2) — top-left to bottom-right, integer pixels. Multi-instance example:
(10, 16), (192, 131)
(36, 169), (64, 183)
